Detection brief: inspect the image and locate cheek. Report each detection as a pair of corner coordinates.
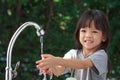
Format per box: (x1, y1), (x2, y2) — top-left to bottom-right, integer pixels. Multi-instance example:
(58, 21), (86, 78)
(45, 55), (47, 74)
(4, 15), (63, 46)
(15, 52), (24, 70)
(95, 35), (103, 43)
(79, 34), (83, 42)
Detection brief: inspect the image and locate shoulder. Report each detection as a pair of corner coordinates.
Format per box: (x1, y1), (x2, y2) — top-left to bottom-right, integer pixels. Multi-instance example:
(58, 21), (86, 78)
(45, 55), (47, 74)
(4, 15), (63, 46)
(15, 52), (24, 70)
(63, 49), (78, 58)
(88, 49), (108, 63)
(90, 49), (108, 58)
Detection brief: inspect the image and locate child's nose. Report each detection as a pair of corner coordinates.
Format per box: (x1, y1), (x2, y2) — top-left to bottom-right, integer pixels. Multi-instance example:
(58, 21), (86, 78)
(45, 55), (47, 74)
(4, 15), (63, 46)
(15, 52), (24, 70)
(85, 31), (92, 37)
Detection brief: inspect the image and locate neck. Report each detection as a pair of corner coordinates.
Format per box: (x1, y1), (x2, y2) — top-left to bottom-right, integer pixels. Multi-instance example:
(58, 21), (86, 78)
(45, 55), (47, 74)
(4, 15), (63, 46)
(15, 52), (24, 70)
(82, 48), (98, 57)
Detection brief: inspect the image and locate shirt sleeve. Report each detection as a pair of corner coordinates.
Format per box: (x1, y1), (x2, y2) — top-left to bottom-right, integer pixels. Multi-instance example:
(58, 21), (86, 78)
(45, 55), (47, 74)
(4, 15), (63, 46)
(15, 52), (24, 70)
(62, 49), (77, 74)
(88, 50), (108, 75)
(63, 49), (77, 59)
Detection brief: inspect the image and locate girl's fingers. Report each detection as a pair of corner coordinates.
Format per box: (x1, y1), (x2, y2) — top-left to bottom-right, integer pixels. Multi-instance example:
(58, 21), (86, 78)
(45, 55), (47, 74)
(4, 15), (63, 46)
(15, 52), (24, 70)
(36, 60), (50, 70)
(36, 60), (42, 64)
(36, 54), (54, 65)
(36, 64), (49, 71)
(36, 59), (46, 64)
(36, 54), (55, 71)
(41, 54), (53, 58)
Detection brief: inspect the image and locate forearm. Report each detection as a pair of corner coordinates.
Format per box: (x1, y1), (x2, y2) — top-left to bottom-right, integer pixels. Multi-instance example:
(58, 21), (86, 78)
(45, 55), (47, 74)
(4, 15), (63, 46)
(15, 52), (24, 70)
(56, 57), (93, 69)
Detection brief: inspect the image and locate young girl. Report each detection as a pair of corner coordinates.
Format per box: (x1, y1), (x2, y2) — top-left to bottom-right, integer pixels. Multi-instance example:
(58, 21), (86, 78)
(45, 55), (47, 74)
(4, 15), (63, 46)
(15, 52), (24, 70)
(36, 10), (110, 80)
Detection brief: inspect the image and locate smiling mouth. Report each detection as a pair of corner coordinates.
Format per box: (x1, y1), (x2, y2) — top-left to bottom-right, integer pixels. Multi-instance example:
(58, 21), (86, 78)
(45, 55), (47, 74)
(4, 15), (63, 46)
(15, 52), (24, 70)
(84, 40), (93, 44)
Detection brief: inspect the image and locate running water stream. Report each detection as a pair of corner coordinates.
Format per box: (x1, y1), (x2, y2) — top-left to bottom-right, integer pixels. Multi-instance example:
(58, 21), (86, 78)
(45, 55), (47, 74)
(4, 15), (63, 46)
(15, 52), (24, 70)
(40, 36), (46, 80)
(40, 36), (53, 80)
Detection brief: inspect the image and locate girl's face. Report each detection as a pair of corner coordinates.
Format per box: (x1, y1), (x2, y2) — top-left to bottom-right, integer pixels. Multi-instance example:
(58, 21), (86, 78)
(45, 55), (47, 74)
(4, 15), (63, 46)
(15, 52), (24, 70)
(79, 21), (106, 51)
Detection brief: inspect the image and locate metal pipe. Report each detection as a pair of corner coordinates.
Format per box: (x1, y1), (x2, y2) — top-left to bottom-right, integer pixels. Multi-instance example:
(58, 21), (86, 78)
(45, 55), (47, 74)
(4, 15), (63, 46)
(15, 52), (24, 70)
(5, 22), (45, 80)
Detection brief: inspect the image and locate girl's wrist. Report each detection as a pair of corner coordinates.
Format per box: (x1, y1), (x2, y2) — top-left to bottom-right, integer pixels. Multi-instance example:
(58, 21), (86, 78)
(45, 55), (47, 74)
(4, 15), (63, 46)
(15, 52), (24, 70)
(56, 57), (65, 66)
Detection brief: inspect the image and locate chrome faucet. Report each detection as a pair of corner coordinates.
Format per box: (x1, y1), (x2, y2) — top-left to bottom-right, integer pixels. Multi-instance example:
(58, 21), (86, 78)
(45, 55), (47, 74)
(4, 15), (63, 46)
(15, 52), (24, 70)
(5, 22), (45, 80)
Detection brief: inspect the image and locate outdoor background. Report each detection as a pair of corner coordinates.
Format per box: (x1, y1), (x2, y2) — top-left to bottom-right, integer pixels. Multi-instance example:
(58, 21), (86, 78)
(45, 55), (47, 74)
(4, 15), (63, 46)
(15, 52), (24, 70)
(0, 0), (120, 80)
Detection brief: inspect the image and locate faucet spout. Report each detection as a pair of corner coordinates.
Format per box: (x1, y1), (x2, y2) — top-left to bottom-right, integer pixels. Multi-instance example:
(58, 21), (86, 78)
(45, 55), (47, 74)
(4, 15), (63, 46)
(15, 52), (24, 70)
(5, 22), (45, 80)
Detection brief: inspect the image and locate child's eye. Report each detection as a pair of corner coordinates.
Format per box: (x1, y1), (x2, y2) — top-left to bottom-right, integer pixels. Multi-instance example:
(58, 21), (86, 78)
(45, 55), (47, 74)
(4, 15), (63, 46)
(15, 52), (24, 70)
(92, 31), (98, 33)
(80, 29), (86, 32)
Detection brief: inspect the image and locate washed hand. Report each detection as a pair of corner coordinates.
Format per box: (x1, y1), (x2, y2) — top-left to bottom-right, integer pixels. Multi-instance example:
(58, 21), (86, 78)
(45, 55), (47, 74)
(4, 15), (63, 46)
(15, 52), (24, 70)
(36, 54), (58, 70)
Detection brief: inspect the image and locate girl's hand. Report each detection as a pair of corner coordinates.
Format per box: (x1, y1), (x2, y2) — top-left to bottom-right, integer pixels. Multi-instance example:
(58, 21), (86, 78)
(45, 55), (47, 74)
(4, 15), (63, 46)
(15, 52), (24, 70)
(36, 54), (58, 71)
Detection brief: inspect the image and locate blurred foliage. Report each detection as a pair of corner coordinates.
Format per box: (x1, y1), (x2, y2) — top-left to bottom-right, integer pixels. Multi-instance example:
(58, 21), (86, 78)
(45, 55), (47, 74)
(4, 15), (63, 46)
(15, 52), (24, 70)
(0, 0), (120, 80)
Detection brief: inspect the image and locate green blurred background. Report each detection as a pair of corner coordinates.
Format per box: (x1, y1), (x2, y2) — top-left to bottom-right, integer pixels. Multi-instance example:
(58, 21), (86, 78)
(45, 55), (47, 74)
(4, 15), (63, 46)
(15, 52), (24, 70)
(0, 0), (120, 80)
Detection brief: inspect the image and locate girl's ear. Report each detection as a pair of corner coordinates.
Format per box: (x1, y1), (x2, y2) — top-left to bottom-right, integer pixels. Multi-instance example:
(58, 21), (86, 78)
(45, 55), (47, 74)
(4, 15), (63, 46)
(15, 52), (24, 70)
(102, 35), (106, 42)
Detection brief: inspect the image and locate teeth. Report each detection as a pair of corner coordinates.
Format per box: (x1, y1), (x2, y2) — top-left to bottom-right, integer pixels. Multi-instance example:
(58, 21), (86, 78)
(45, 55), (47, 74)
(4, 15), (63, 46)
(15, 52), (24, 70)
(85, 40), (92, 43)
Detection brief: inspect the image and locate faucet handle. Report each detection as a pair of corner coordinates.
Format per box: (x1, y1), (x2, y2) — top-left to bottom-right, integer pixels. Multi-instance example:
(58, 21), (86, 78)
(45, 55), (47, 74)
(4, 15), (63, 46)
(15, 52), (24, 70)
(12, 61), (20, 78)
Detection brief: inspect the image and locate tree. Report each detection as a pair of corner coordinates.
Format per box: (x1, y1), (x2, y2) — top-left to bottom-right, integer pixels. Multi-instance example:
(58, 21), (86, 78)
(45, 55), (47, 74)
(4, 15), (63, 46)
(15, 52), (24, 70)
(0, 0), (120, 79)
